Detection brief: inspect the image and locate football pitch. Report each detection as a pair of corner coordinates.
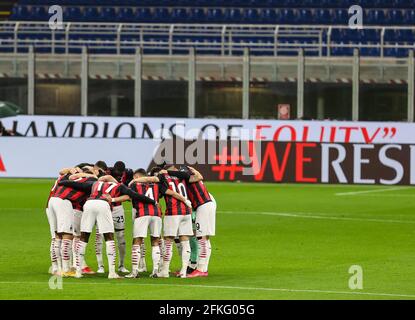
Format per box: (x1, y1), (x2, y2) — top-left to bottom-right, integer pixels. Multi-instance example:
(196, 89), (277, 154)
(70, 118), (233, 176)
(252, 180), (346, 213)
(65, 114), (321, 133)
(0, 178), (415, 300)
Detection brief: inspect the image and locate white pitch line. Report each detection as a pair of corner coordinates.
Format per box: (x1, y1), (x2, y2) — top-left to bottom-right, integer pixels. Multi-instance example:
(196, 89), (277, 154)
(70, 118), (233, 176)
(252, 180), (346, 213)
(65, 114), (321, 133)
(335, 187), (412, 196)
(0, 281), (414, 299)
(218, 210), (415, 224)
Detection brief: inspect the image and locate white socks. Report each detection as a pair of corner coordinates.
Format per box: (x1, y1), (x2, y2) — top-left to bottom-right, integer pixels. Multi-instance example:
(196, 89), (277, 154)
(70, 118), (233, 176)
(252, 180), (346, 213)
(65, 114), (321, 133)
(95, 233), (104, 268)
(131, 244), (141, 273)
(161, 240), (173, 273)
(152, 245), (161, 274)
(106, 240), (117, 275)
(197, 238), (208, 272)
(61, 239), (72, 273)
(50, 238), (58, 272)
(54, 238), (62, 272)
(180, 240), (191, 276)
(76, 241), (87, 274)
(116, 230), (126, 268)
(139, 242), (146, 270)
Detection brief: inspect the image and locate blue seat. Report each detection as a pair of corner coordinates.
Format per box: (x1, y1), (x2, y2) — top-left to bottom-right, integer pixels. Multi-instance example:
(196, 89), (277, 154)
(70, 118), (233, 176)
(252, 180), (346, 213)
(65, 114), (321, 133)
(10, 5), (30, 20)
(366, 10), (387, 25)
(404, 9), (415, 25)
(333, 9), (348, 25)
(224, 8), (242, 23)
(297, 9), (313, 24)
(243, 9), (260, 24)
(315, 9), (332, 24)
(136, 8), (153, 22)
(118, 7), (135, 23)
(188, 8), (206, 23)
(153, 8), (170, 23)
(261, 8), (278, 24)
(83, 7), (100, 22)
(31, 6), (48, 20)
(388, 9), (404, 25)
(171, 8), (188, 23)
(100, 7), (117, 22)
(64, 7), (82, 21)
(279, 9), (296, 24)
(207, 8), (224, 23)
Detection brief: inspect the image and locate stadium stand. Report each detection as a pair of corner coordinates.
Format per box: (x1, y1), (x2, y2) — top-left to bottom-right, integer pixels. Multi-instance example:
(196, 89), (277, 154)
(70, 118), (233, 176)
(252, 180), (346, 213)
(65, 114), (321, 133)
(2, 0), (415, 57)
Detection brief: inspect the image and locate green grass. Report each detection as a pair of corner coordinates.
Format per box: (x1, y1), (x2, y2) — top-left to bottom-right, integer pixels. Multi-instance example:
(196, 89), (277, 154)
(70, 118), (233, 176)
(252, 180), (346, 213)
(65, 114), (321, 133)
(0, 179), (415, 300)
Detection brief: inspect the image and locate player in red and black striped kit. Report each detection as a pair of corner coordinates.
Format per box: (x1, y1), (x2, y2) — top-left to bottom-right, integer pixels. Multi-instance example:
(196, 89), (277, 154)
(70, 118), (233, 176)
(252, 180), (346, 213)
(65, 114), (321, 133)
(46, 173), (70, 276)
(58, 178), (155, 279)
(166, 165), (217, 278)
(95, 161), (134, 274)
(155, 165), (195, 278)
(125, 168), (191, 278)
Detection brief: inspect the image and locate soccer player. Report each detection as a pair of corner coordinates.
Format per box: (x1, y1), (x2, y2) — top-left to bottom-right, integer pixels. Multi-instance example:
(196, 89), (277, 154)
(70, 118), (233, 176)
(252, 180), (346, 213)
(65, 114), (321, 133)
(184, 167), (216, 278)
(58, 178), (156, 279)
(165, 166), (216, 277)
(125, 169), (191, 278)
(95, 161), (133, 274)
(46, 173), (73, 276)
(157, 165), (194, 278)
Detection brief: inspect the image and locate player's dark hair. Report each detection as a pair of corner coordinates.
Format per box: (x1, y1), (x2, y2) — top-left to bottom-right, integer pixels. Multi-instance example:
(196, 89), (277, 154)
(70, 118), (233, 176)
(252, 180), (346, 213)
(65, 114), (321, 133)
(82, 168), (94, 175)
(133, 168), (147, 177)
(76, 162), (93, 168)
(114, 161), (126, 172)
(150, 166), (162, 176)
(95, 161), (108, 171)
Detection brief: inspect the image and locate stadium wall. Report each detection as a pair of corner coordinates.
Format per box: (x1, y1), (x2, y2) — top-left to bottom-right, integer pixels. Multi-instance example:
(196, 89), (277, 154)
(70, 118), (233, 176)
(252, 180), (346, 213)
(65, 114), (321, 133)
(1, 115), (414, 185)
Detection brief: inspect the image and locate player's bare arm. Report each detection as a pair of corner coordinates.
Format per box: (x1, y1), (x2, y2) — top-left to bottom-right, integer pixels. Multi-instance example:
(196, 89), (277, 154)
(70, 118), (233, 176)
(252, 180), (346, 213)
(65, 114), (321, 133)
(59, 167), (82, 176)
(188, 167), (204, 183)
(111, 195), (130, 203)
(69, 173), (97, 180)
(98, 175), (118, 183)
(130, 176), (159, 185)
(165, 189), (192, 208)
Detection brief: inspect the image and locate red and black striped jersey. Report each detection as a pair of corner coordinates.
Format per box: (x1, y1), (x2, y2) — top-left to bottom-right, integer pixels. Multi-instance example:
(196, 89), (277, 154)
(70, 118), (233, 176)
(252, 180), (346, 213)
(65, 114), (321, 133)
(53, 176), (97, 211)
(187, 181), (212, 210)
(106, 168), (134, 207)
(161, 173), (192, 216)
(46, 175), (66, 208)
(88, 181), (124, 209)
(130, 182), (168, 218)
(58, 179), (156, 210)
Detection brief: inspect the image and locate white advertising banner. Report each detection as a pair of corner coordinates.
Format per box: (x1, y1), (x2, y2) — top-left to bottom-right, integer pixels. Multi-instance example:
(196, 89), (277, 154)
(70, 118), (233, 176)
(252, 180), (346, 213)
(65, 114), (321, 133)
(0, 137), (158, 178)
(1, 115), (414, 144)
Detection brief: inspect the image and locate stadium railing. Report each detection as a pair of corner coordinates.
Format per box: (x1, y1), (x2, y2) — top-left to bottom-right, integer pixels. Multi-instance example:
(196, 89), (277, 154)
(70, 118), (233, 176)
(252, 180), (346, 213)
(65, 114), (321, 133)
(0, 21), (414, 57)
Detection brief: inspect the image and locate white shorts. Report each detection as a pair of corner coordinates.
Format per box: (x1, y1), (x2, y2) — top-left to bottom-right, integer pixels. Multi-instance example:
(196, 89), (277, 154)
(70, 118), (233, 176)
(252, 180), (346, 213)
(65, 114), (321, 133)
(81, 200), (114, 235)
(195, 194), (217, 237)
(132, 210), (162, 238)
(48, 197), (73, 234)
(73, 209), (82, 237)
(163, 214), (193, 237)
(112, 205), (125, 231)
(45, 207), (56, 239)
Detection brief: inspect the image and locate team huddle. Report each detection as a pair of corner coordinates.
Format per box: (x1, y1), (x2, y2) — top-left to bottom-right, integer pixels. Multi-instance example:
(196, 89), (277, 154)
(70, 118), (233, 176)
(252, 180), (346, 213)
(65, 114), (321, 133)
(45, 160), (216, 279)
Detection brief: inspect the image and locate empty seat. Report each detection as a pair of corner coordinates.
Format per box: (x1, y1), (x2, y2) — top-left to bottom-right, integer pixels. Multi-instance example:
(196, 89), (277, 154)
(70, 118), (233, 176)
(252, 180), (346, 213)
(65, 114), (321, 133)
(118, 7), (135, 23)
(207, 8), (224, 23)
(83, 7), (100, 22)
(153, 8), (170, 23)
(261, 8), (279, 24)
(136, 8), (153, 22)
(171, 8), (188, 23)
(297, 9), (313, 24)
(224, 8), (242, 23)
(188, 8), (206, 23)
(315, 9), (332, 24)
(243, 9), (260, 24)
(64, 7), (83, 21)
